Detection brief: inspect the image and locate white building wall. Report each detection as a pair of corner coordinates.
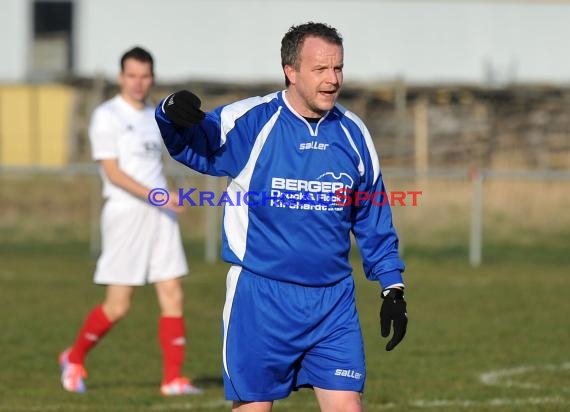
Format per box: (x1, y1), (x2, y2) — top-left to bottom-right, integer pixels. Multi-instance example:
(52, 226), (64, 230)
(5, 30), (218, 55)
(74, 0), (570, 85)
(2, 0), (570, 84)
(0, 0), (31, 82)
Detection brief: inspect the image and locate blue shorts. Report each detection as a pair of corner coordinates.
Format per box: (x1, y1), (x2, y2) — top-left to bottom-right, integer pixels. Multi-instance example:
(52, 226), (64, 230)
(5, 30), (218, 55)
(222, 266), (366, 402)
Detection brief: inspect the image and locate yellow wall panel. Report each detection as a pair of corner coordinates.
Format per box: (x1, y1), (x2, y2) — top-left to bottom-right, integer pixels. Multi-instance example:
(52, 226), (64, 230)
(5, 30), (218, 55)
(37, 86), (73, 166)
(0, 85), (73, 166)
(0, 87), (34, 165)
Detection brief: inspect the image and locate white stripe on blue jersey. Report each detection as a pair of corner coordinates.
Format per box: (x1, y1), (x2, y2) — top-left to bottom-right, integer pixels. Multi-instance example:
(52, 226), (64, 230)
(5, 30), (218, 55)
(225, 106), (282, 260)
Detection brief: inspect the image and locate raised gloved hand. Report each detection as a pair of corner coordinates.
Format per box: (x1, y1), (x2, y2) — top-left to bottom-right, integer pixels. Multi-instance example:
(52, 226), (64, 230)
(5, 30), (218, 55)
(162, 90), (206, 128)
(380, 288), (408, 351)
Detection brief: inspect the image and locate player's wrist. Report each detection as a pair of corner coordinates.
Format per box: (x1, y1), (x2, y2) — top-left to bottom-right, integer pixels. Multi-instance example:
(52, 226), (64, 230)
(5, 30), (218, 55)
(381, 288), (404, 299)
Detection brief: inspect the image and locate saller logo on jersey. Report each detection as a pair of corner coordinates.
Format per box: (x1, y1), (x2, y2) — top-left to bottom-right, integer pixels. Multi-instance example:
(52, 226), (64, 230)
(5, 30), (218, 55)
(299, 142), (329, 151)
(334, 369), (363, 380)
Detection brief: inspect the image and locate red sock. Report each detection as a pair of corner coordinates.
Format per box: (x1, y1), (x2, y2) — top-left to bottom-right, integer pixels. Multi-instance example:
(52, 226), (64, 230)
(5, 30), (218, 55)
(68, 305), (113, 364)
(159, 316), (186, 383)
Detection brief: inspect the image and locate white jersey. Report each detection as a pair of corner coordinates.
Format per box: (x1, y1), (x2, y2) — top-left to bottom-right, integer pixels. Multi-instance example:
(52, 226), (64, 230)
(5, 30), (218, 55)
(89, 95), (167, 200)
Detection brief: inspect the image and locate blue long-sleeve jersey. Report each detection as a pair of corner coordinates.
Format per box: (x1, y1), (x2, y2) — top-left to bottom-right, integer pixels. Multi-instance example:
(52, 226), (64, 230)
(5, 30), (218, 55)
(155, 91), (405, 288)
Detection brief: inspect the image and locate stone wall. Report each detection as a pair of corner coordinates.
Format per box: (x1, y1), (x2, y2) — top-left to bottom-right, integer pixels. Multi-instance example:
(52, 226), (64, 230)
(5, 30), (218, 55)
(69, 78), (570, 170)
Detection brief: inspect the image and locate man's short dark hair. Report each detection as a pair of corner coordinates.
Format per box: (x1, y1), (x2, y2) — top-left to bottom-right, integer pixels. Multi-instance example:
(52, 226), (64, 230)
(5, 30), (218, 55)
(120, 46), (154, 75)
(281, 22), (343, 86)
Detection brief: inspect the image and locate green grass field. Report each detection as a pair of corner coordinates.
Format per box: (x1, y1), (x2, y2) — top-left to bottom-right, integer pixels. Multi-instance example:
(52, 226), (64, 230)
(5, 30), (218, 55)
(0, 237), (568, 412)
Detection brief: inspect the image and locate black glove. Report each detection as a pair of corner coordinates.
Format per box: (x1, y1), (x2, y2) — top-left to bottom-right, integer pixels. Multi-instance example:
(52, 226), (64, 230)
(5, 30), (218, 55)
(380, 288), (408, 351)
(163, 90), (206, 128)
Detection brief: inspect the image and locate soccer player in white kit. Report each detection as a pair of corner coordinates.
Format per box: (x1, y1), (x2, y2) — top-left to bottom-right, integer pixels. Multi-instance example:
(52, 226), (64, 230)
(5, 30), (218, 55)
(58, 47), (201, 396)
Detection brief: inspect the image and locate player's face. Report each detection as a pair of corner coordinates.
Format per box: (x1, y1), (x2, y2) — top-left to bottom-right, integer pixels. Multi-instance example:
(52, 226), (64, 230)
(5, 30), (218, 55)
(119, 58), (154, 107)
(285, 36), (343, 118)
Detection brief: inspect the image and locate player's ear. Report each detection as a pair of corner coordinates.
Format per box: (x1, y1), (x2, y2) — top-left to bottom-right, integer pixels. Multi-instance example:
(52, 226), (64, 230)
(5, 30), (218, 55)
(284, 65), (296, 86)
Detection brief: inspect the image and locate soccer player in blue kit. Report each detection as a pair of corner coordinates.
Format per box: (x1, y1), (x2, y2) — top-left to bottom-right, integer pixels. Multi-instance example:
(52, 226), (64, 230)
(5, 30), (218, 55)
(155, 22), (408, 412)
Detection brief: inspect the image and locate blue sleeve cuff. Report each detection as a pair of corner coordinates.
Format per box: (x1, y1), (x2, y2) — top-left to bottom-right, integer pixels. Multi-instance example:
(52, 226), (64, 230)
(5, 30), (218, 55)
(377, 270), (404, 290)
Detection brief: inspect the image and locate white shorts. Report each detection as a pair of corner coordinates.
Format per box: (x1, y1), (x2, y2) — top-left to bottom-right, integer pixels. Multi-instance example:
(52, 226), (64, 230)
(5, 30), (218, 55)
(94, 198), (189, 285)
